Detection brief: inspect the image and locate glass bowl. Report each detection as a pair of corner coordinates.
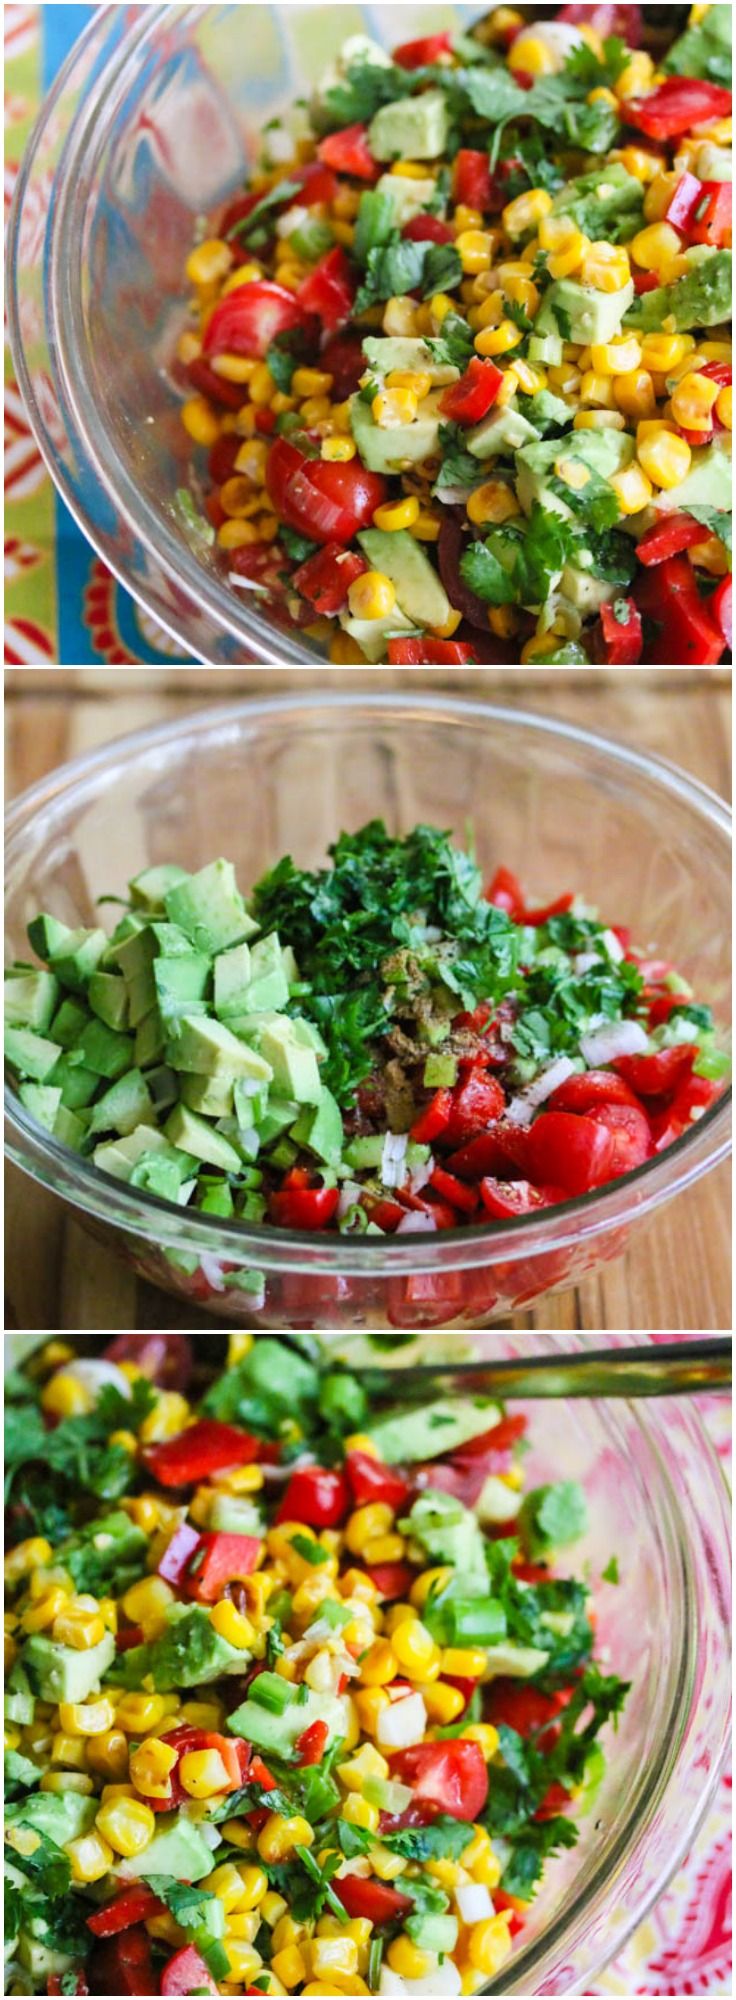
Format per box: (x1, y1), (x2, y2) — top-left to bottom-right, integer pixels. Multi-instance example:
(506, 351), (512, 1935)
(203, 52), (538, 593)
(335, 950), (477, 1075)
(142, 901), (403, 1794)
(4, 694), (731, 1328)
(9, 1), (494, 666)
(5, 1330), (732, 1999)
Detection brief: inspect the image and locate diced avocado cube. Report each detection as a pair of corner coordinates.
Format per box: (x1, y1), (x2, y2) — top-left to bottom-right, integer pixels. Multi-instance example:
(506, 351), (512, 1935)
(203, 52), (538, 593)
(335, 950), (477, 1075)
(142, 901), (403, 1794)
(358, 528), (451, 630)
(281, 944), (300, 986)
(228, 1685), (348, 1756)
(181, 1072), (237, 1117)
(50, 996), (89, 1048)
(17, 1940), (75, 1980)
(467, 406), (539, 459)
(126, 967), (158, 1029)
(4, 970), (59, 1033)
(209, 1492), (264, 1534)
(423, 1051), (458, 1087)
(168, 1014), (273, 1082)
(623, 248), (730, 332)
(654, 432), (731, 513)
(536, 276), (634, 345)
(114, 1603), (251, 1692)
(49, 1052), (100, 1108)
(87, 1068), (155, 1138)
(5, 1027), (61, 1083)
(135, 1009), (166, 1068)
(22, 1631), (116, 1703)
(369, 89), (449, 161)
(214, 940), (252, 1018)
(290, 1085), (344, 1167)
(515, 426), (633, 521)
(482, 1641), (550, 1677)
(528, 331), (563, 366)
(240, 933), (290, 1012)
(146, 1064), (179, 1112)
(150, 921), (200, 957)
(409, 1914), (459, 1955)
(93, 1124), (174, 1183)
(73, 1017), (134, 1079)
(362, 335), (460, 387)
(53, 1105), (87, 1151)
(350, 390), (444, 475)
(18, 1082), (63, 1132)
(48, 926), (108, 994)
(341, 607), (417, 664)
(165, 1103), (242, 1172)
(374, 171), (438, 226)
(256, 1098), (299, 1146)
(129, 863), (189, 911)
(26, 913), (74, 962)
(367, 1396), (502, 1464)
(5, 1666), (35, 1726)
(154, 954), (211, 1026)
(199, 1179), (235, 1218)
(165, 859), (258, 954)
(552, 162), (643, 234)
(87, 970), (129, 1031)
(120, 1813), (217, 1883)
(343, 1134), (385, 1170)
(258, 1019), (321, 1103)
(289, 1016), (328, 1059)
(561, 564), (616, 613)
(111, 926), (157, 982)
(103, 912), (150, 970)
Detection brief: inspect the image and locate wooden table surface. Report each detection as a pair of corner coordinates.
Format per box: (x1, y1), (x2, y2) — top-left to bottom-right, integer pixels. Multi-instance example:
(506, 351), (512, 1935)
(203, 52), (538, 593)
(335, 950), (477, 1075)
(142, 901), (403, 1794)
(5, 666), (731, 1333)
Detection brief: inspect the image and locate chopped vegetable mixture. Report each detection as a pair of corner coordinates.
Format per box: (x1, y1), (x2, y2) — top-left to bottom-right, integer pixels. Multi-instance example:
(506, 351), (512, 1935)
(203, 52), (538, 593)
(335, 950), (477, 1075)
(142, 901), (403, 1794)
(175, 3), (732, 664)
(5, 1332), (630, 1995)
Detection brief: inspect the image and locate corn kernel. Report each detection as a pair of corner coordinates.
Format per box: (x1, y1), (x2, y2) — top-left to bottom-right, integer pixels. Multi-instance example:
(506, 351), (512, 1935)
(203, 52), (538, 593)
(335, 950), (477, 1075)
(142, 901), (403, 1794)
(223, 1940), (264, 1982)
(509, 33), (558, 77)
(299, 394), (332, 424)
(258, 1813), (314, 1863)
(67, 1831), (115, 1884)
(589, 85), (618, 108)
(716, 385), (732, 430)
(538, 213), (587, 280)
(579, 370), (615, 408)
(58, 1698), (116, 1738)
(456, 229), (494, 275)
(487, 604), (520, 638)
(637, 429), (691, 489)
(362, 1533), (406, 1565)
(115, 1693), (167, 1734)
(372, 495), (420, 532)
(320, 435), (357, 462)
(474, 320), (521, 358)
(210, 1599), (255, 1650)
(186, 237), (233, 287)
(613, 370), (656, 419)
(373, 388), (418, 428)
(95, 1796), (156, 1857)
(630, 222), (683, 273)
(609, 462), (654, 513)
(410, 510), (441, 542)
(272, 1944), (308, 1989)
(358, 1640), (398, 1687)
(5, 1538), (53, 1585)
(40, 1770), (94, 1795)
(418, 1680), (466, 1723)
(41, 1372), (94, 1418)
(391, 1619), (441, 1678)
(346, 571), (396, 620)
(388, 1937), (433, 1980)
(122, 1576), (175, 1639)
(345, 1504), (394, 1555)
(670, 371), (720, 431)
(429, 292), (455, 324)
(129, 1737), (178, 1799)
(180, 1748), (232, 1798)
(386, 370), (432, 401)
(463, 1724), (501, 1763)
(22, 1588), (69, 1633)
(590, 335), (643, 377)
(410, 1566), (452, 1609)
(468, 1913), (514, 1976)
(180, 395), (220, 446)
(86, 1730), (129, 1782)
(615, 52), (654, 100)
(382, 297), (419, 337)
(342, 1793), (380, 1834)
(580, 242), (631, 292)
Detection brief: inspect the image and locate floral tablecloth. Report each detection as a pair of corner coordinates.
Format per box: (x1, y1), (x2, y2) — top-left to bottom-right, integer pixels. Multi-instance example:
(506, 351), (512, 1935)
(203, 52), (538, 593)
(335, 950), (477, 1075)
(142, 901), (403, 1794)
(4, 3), (194, 662)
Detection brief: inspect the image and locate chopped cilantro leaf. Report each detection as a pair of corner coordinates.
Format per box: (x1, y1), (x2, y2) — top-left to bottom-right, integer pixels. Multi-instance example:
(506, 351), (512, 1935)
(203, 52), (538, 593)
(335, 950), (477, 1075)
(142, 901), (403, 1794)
(602, 1555), (620, 1584)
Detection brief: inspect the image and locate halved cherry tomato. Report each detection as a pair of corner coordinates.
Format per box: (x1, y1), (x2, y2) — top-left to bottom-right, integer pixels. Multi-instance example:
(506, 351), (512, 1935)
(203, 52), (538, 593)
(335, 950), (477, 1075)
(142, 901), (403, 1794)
(393, 30), (453, 67)
(387, 638), (479, 664)
(402, 214), (456, 243)
(548, 1070), (642, 1113)
(336, 1877), (414, 1922)
(522, 891), (574, 925)
(525, 1110), (615, 1195)
(586, 1101), (653, 1175)
(390, 1740), (488, 1821)
(649, 1072), (719, 1149)
(161, 1946), (218, 1996)
(345, 1452), (411, 1511)
(486, 1680), (573, 1741)
(268, 1182), (340, 1229)
(410, 1087), (454, 1144)
(430, 1166), (480, 1213)
(626, 78), (732, 141)
(266, 435), (387, 545)
(712, 573), (732, 649)
(446, 1123), (530, 1180)
(441, 1070), (506, 1146)
(293, 542), (366, 614)
(202, 281), (311, 360)
(613, 1045), (697, 1097)
(439, 356), (503, 425)
(296, 1719), (329, 1765)
(364, 1561), (417, 1599)
(275, 1465), (349, 1527)
(297, 246), (355, 332)
(453, 148), (493, 211)
(480, 1177), (564, 1218)
(317, 123), (379, 181)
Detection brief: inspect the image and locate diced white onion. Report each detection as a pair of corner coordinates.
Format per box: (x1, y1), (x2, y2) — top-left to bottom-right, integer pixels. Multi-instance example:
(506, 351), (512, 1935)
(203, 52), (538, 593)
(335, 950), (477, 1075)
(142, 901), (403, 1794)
(580, 1021), (649, 1065)
(376, 1690), (427, 1749)
(337, 1180), (364, 1220)
(263, 126), (297, 165)
(396, 1208), (437, 1234)
(227, 572), (269, 594)
(455, 1882), (495, 1923)
(381, 1131), (408, 1187)
(198, 1253), (227, 1292)
(406, 1152), (433, 1195)
(573, 951), (603, 975)
(54, 1359), (131, 1401)
(275, 203), (309, 238)
(506, 1056), (577, 1127)
(602, 927), (625, 963)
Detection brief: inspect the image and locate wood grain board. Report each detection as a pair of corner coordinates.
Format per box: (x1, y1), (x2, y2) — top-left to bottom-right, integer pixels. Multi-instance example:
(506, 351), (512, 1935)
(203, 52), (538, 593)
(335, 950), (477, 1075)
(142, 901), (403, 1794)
(5, 667), (731, 1333)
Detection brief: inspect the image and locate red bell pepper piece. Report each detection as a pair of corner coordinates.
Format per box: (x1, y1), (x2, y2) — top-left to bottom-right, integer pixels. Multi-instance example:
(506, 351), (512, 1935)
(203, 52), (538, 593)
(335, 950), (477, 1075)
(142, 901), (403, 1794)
(161, 1945), (218, 1996)
(293, 543), (366, 614)
(453, 148), (493, 211)
(594, 598), (643, 666)
(664, 170), (704, 234)
(548, 1069), (642, 1113)
(202, 281), (311, 360)
(387, 638), (479, 664)
(586, 1101), (653, 1175)
(441, 1070), (505, 1147)
(390, 1740), (488, 1821)
(157, 1521), (202, 1589)
(635, 512), (710, 564)
(410, 1086), (454, 1144)
(524, 1109), (616, 1195)
(184, 1531), (262, 1603)
(625, 78), (732, 141)
(700, 361), (732, 388)
(712, 573), (732, 648)
(297, 246), (355, 333)
(317, 123), (378, 181)
(115, 1623), (145, 1652)
(88, 1928), (157, 1997)
(296, 1719), (329, 1765)
(439, 356), (503, 425)
(486, 1680), (573, 1741)
(276, 1464), (350, 1528)
(522, 891), (574, 925)
(480, 1177), (564, 1218)
(635, 555), (726, 665)
(336, 1876), (414, 1922)
(143, 1419), (258, 1487)
(87, 1888), (164, 1939)
(485, 865), (524, 920)
(429, 1165), (480, 1213)
(632, 269), (660, 293)
(364, 1561), (417, 1600)
(649, 1072), (719, 1149)
(402, 213), (456, 244)
(393, 30), (453, 67)
(345, 1452), (411, 1512)
(269, 1181), (340, 1229)
(534, 1780), (574, 1821)
(689, 181), (732, 248)
(613, 1044), (697, 1097)
(367, 1195), (406, 1232)
(208, 432), (241, 486)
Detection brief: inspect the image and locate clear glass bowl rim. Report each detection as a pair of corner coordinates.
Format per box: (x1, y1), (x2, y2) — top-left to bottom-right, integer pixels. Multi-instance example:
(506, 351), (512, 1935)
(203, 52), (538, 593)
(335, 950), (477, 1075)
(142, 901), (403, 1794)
(5, 692), (731, 1276)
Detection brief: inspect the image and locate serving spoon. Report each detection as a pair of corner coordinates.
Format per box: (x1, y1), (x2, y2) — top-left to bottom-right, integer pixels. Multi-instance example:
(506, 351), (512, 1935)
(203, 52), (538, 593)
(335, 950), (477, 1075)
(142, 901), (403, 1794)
(363, 1338), (731, 1402)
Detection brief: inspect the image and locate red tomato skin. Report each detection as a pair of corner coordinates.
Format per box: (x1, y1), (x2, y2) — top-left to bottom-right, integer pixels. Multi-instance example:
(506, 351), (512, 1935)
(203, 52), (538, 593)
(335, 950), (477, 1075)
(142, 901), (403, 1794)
(143, 1420), (258, 1487)
(438, 356), (503, 425)
(364, 1561), (417, 1599)
(595, 599), (643, 666)
(390, 1740), (489, 1821)
(293, 543), (366, 614)
(636, 512), (710, 565)
(161, 1945), (218, 1996)
(275, 1465), (350, 1528)
(345, 1452), (411, 1511)
(453, 147), (493, 210)
(441, 1070), (506, 1147)
(298, 246), (355, 332)
(649, 1073), (719, 1149)
(712, 574), (732, 648)
(525, 1110), (616, 1195)
(268, 1184), (340, 1229)
(336, 1876), (414, 1922)
(586, 1102), (653, 1175)
(626, 78), (732, 141)
(266, 436), (387, 545)
(480, 1177), (564, 1218)
(402, 214), (456, 243)
(486, 865), (524, 919)
(393, 31), (453, 67)
(187, 356), (245, 409)
(202, 281), (311, 360)
(387, 638), (479, 664)
(548, 1070), (642, 1114)
(317, 123), (378, 181)
(613, 1045), (697, 1097)
(320, 331), (366, 400)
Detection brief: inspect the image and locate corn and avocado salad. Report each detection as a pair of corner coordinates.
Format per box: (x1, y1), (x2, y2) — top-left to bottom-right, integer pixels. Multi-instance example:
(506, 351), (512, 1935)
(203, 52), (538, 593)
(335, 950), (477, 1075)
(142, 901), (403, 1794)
(175, 3), (732, 666)
(5, 827), (728, 1250)
(5, 1334), (629, 1997)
